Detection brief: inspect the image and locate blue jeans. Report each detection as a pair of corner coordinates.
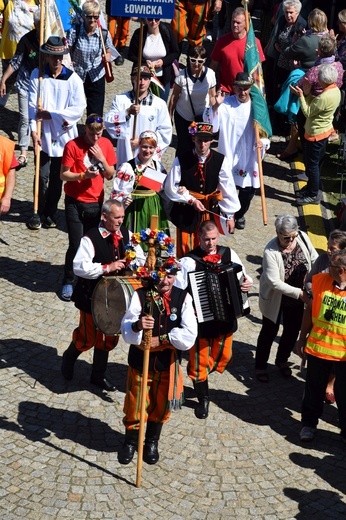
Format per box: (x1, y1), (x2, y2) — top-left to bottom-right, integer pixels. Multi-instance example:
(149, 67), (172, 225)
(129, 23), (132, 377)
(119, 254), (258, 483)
(303, 138), (327, 197)
(18, 90), (30, 151)
(302, 354), (346, 435)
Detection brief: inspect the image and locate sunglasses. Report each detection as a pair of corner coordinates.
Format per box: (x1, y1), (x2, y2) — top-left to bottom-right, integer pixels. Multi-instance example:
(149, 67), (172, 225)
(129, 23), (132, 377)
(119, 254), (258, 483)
(86, 116), (103, 124)
(189, 57), (206, 64)
(280, 232), (298, 240)
(147, 18), (160, 22)
(86, 15), (99, 20)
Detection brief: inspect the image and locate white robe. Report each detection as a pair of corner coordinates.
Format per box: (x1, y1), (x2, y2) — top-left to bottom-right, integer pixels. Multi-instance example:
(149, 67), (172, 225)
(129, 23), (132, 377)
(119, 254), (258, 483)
(204, 96), (269, 189)
(104, 91), (172, 166)
(28, 67), (86, 157)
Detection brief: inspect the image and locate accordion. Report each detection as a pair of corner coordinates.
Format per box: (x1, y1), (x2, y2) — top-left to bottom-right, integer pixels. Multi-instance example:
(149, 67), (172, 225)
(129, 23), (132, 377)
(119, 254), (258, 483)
(188, 263), (250, 323)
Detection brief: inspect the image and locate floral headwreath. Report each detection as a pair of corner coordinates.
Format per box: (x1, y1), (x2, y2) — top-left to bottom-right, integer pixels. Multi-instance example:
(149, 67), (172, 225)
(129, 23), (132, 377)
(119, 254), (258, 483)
(124, 229), (180, 281)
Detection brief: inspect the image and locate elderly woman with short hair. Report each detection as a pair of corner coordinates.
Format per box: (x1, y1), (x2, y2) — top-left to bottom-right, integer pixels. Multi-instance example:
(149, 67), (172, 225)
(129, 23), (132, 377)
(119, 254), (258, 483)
(290, 63), (341, 205)
(255, 215), (318, 382)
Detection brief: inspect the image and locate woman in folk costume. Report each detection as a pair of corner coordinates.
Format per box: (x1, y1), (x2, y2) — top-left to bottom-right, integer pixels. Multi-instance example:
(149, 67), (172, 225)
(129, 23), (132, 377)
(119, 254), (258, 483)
(119, 244), (197, 466)
(110, 130), (171, 237)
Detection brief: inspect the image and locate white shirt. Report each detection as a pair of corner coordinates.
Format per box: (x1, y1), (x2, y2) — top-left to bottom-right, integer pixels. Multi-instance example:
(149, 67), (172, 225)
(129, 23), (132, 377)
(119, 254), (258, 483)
(73, 228), (146, 279)
(121, 290), (197, 350)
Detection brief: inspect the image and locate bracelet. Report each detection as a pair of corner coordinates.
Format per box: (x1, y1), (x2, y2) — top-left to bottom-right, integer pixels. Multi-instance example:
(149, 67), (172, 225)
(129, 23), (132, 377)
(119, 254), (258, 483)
(188, 199), (194, 205)
(80, 171), (85, 180)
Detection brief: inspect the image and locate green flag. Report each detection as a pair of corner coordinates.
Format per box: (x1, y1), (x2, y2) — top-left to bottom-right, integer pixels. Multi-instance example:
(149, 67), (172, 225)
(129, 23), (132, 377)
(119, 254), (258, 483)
(244, 19), (272, 138)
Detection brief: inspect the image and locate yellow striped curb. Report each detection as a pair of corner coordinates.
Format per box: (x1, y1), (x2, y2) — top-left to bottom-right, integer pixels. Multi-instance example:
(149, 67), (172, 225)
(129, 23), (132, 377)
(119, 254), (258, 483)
(292, 157), (328, 253)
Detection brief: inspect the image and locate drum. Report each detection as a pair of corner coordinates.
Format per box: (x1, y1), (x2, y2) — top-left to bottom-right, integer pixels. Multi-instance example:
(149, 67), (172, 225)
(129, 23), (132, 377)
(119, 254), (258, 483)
(91, 276), (142, 336)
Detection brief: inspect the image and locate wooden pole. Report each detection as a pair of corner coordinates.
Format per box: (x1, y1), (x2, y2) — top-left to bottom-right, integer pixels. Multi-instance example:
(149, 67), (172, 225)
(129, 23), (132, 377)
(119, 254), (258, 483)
(135, 215), (158, 488)
(33, 0), (45, 216)
(132, 19), (144, 139)
(255, 124), (267, 225)
(243, 0), (267, 225)
(98, 23), (114, 83)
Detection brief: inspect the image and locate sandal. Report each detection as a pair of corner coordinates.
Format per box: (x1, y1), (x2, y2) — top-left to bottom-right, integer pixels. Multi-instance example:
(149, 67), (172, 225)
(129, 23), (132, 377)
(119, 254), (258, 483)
(256, 370), (269, 383)
(17, 154), (28, 167)
(276, 151), (298, 162)
(324, 392), (335, 404)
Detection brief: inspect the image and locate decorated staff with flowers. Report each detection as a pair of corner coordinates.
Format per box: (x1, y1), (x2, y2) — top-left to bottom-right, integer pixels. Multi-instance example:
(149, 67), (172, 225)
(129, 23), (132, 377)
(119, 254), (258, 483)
(175, 220), (253, 420)
(111, 130), (170, 237)
(118, 229), (197, 469)
(164, 122), (240, 258)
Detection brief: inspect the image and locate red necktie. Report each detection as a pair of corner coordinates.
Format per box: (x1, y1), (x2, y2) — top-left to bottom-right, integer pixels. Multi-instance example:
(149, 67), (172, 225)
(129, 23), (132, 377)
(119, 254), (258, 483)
(194, 160), (205, 182)
(112, 232), (121, 248)
(162, 292), (171, 315)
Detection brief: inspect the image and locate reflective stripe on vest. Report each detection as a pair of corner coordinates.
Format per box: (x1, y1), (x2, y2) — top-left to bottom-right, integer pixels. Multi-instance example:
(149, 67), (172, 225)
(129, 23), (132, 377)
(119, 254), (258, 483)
(305, 273), (346, 360)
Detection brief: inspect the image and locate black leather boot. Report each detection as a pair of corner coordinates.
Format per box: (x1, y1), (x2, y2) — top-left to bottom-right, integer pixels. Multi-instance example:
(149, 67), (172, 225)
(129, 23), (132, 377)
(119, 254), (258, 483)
(118, 429), (139, 465)
(143, 422), (163, 465)
(193, 380), (209, 419)
(61, 343), (81, 380)
(90, 349), (116, 391)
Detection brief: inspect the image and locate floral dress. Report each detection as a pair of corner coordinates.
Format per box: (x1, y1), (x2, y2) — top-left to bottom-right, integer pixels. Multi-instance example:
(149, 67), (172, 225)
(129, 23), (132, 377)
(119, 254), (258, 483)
(111, 155), (170, 237)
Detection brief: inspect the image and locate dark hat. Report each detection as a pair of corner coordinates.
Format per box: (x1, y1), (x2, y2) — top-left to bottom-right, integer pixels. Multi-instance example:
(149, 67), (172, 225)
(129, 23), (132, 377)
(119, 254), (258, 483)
(188, 122), (214, 138)
(41, 36), (69, 55)
(233, 72), (254, 88)
(130, 65), (152, 77)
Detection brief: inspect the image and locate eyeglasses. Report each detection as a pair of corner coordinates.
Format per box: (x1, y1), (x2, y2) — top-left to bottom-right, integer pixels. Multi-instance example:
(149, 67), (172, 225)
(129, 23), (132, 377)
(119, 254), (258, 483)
(85, 15), (99, 20)
(147, 18), (160, 22)
(280, 232), (298, 240)
(189, 57), (206, 64)
(86, 116), (103, 124)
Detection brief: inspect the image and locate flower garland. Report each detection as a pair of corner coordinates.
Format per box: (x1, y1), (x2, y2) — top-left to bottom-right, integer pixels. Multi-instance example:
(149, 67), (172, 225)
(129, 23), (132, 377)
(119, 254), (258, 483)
(203, 253), (222, 264)
(124, 229), (179, 280)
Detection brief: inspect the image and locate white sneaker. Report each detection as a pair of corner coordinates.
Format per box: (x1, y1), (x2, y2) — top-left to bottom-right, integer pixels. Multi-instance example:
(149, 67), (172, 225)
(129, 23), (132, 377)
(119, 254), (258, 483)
(297, 173), (309, 181)
(300, 426), (316, 441)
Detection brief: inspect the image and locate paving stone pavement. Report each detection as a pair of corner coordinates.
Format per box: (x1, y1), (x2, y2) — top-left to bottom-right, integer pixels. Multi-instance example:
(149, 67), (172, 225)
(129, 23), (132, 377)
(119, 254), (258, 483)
(1, 20), (346, 520)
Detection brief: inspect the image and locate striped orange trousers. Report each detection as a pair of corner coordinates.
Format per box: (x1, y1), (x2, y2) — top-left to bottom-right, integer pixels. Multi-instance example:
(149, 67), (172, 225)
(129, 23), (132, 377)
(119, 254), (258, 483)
(72, 311), (119, 352)
(171, 0), (210, 46)
(122, 367), (171, 430)
(187, 333), (233, 382)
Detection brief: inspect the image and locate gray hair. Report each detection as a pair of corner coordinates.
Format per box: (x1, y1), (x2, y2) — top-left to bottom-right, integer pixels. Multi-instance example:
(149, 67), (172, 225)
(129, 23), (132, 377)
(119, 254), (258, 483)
(330, 249), (346, 268)
(102, 199), (123, 215)
(275, 214), (299, 234)
(318, 63), (338, 85)
(283, 0), (302, 14)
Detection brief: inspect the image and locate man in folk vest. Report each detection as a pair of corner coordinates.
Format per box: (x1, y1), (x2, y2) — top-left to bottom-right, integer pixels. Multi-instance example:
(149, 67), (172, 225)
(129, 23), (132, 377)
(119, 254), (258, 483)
(118, 257), (197, 465)
(297, 249), (346, 442)
(164, 122), (240, 258)
(61, 200), (145, 391)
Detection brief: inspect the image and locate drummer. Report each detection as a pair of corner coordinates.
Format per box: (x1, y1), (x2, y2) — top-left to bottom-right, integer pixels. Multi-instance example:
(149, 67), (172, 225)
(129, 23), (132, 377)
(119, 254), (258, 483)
(61, 199), (145, 391)
(118, 257), (197, 466)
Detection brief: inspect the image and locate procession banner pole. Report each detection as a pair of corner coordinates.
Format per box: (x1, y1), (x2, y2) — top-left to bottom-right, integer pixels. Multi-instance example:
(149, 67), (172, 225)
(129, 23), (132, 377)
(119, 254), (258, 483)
(255, 124), (268, 224)
(33, 0), (46, 217)
(132, 19), (144, 139)
(136, 214), (159, 488)
(244, 0), (268, 225)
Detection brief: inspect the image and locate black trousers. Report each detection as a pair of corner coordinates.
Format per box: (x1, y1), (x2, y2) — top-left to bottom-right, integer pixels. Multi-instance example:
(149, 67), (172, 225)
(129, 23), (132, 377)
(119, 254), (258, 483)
(63, 196), (102, 284)
(255, 300), (304, 370)
(36, 152), (62, 218)
(84, 74), (105, 117)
